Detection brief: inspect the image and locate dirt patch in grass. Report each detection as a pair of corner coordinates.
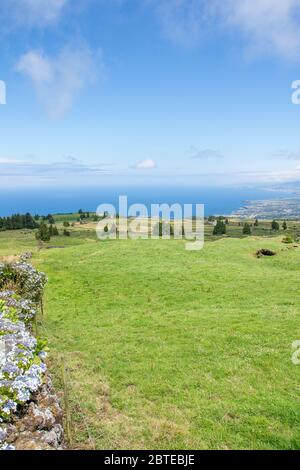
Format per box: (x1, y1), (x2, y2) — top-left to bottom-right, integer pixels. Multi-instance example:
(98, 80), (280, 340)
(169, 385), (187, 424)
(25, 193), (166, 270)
(256, 248), (276, 258)
(0, 255), (20, 263)
(46, 246), (66, 250)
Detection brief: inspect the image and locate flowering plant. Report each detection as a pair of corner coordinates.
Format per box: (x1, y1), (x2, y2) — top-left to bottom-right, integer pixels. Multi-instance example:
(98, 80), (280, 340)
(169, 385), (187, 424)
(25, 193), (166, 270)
(0, 259), (48, 450)
(0, 291), (36, 324)
(0, 262), (47, 303)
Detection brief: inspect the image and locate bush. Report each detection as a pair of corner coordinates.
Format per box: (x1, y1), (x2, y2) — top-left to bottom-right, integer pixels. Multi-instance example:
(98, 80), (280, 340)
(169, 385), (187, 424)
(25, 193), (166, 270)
(256, 249), (276, 258)
(0, 260), (48, 441)
(0, 262), (47, 303)
(271, 220), (280, 231)
(52, 226), (59, 236)
(282, 235), (294, 244)
(46, 214), (55, 224)
(0, 300), (47, 425)
(35, 223), (51, 242)
(213, 220), (226, 235)
(243, 223), (251, 235)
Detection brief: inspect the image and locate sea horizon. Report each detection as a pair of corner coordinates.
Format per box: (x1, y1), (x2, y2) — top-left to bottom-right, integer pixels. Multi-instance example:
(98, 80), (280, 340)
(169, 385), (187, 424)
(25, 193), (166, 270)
(0, 185), (293, 218)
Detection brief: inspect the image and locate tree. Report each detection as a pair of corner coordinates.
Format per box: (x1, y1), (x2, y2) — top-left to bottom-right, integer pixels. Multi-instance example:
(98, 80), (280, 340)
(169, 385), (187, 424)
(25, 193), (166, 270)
(63, 221), (70, 228)
(254, 219), (259, 227)
(63, 229), (71, 237)
(46, 214), (55, 225)
(271, 220), (280, 231)
(213, 220), (226, 235)
(282, 220), (287, 231)
(243, 223), (251, 235)
(35, 223), (51, 242)
(154, 221), (174, 237)
(0, 212), (38, 231)
(24, 213), (37, 229)
(52, 226), (59, 236)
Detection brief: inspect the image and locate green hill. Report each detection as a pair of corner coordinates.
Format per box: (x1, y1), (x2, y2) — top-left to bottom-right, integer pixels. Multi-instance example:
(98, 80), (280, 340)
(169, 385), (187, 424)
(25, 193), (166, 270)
(1, 228), (300, 449)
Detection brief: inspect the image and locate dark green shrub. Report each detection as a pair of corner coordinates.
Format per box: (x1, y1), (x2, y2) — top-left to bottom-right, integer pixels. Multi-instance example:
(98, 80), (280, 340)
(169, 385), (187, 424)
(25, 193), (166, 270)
(35, 223), (51, 242)
(282, 235), (293, 244)
(256, 249), (276, 258)
(243, 223), (251, 235)
(271, 220), (280, 231)
(213, 220), (226, 235)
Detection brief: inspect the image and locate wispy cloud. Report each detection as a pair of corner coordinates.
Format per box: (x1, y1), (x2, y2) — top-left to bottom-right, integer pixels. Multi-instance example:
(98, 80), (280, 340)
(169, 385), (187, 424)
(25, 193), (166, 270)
(148, 0), (300, 60)
(217, 0), (300, 61)
(188, 146), (224, 160)
(0, 0), (68, 28)
(148, 0), (211, 47)
(0, 158), (109, 178)
(16, 42), (102, 119)
(273, 149), (300, 160)
(132, 159), (157, 169)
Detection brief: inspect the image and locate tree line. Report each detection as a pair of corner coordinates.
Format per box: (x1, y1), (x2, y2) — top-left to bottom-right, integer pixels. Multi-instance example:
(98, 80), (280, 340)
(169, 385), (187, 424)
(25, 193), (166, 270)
(212, 218), (289, 236)
(0, 213), (38, 231)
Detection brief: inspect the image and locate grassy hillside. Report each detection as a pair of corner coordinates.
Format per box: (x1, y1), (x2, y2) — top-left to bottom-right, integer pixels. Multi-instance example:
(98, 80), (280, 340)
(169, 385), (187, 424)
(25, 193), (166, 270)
(1, 228), (300, 449)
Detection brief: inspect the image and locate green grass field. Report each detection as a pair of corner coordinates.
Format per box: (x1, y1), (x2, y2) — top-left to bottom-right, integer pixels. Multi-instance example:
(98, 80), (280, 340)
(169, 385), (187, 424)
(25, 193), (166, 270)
(1, 224), (300, 449)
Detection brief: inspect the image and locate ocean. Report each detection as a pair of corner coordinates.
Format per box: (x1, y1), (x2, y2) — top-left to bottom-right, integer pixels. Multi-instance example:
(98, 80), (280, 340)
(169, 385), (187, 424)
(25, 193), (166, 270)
(0, 186), (290, 218)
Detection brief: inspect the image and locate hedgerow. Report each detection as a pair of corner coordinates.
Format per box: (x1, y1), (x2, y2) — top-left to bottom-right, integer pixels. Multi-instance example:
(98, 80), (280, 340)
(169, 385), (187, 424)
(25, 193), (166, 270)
(0, 261), (47, 450)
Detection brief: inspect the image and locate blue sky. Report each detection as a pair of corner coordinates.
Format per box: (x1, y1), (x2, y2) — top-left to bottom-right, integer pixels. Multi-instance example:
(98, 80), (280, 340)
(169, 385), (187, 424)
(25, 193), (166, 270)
(1, 0), (300, 188)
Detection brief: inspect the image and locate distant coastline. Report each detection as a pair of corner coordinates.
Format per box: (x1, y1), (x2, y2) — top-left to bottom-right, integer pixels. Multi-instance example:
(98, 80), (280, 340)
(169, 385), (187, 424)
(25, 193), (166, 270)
(0, 185), (294, 218)
(232, 198), (300, 219)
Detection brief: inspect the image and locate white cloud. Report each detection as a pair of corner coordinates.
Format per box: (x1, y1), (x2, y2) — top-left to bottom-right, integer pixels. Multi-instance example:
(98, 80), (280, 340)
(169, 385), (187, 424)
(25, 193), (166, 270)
(149, 0), (300, 60)
(216, 0), (300, 61)
(133, 159), (157, 169)
(17, 51), (53, 83)
(2, 0), (68, 26)
(16, 43), (101, 119)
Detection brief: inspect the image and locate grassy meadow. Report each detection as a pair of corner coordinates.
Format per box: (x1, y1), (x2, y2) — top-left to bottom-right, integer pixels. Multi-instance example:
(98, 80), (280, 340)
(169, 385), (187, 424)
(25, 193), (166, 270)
(1, 219), (300, 449)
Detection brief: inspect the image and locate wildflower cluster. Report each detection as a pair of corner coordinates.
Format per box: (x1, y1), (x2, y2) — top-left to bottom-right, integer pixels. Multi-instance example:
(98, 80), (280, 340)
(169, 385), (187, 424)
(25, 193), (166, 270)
(19, 252), (33, 262)
(0, 260), (47, 450)
(0, 261), (47, 303)
(0, 291), (36, 324)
